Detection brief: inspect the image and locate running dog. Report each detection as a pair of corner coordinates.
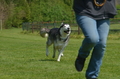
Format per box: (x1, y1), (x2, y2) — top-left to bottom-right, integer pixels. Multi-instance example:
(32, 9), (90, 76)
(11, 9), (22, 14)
(40, 23), (71, 61)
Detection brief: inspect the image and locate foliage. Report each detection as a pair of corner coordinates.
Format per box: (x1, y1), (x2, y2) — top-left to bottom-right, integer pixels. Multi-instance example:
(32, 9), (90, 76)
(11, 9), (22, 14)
(0, 0), (73, 28)
(0, 0), (120, 28)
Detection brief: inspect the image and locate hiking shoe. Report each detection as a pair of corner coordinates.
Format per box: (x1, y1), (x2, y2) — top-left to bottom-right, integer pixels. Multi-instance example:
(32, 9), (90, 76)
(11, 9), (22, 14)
(75, 55), (86, 72)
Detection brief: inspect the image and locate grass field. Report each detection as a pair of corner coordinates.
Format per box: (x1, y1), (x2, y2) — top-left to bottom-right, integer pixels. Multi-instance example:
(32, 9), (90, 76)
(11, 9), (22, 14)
(0, 28), (120, 79)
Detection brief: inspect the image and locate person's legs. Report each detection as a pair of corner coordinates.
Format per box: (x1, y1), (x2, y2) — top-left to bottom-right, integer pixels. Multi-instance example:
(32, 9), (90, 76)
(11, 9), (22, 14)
(86, 19), (110, 79)
(75, 14), (110, 78)
(75, 15), (99, 72)
(76, 15), (99, 58)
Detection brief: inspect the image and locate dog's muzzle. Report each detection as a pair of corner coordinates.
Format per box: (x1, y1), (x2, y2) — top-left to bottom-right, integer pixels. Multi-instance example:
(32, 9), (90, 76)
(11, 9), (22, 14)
(64, 28), (70, 34)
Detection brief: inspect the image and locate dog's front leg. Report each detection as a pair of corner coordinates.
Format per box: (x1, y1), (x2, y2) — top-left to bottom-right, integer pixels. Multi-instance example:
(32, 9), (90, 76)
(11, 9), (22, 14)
(57, 52), (63, 61)
(57, 49), (64, 61)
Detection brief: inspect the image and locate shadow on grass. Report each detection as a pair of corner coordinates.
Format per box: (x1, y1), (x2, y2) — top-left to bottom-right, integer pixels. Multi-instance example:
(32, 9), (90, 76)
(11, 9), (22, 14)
(39, 58), (56, 61)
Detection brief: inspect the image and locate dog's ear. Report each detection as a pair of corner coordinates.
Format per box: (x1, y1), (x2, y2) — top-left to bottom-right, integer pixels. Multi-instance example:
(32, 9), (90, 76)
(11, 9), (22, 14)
(61, 22), (64, 25)
(60, 22), (64, 27)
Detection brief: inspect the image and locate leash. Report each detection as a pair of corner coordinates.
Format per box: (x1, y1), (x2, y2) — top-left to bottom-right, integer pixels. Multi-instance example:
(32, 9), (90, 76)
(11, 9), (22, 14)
(94, 0), (106, 7)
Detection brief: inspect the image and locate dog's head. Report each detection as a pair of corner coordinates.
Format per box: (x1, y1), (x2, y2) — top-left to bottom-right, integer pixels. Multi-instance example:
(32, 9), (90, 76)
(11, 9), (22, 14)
(60, 23), (71, 35)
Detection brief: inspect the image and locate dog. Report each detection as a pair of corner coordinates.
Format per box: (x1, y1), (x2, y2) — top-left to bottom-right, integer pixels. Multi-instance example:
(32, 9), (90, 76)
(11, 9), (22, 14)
(40, 23), (71, 61)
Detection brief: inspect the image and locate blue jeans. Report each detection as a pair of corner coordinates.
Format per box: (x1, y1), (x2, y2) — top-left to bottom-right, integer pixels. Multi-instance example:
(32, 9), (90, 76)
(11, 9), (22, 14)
(76, 14), (110, 78)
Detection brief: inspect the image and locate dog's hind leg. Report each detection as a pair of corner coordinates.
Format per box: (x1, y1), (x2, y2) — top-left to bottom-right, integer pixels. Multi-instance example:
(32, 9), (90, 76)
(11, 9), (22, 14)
(52, 44), (56, 58)
(46, 39), (52, 56)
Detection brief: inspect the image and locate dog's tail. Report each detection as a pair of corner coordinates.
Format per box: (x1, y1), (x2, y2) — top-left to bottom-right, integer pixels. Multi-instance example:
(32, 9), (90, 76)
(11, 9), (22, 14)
(40, 28), (50, 38)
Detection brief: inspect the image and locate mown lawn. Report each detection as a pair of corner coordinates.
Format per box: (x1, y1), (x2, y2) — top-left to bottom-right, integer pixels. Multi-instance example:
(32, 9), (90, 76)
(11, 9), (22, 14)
(0, 28), (120, 79)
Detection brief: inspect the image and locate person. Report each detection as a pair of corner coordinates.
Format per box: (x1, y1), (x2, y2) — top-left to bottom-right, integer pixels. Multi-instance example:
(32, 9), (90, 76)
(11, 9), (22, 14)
(73, 0), (117, 79)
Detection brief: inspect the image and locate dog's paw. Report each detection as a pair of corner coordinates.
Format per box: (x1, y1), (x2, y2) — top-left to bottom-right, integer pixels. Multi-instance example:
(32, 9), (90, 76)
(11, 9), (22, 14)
(57, 59), (60, 62)
(46, 54), (48, 57)
(52, 55), (55, 58)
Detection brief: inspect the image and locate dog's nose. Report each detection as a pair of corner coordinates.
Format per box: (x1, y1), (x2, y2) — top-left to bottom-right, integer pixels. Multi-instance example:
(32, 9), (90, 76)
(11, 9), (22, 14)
(67, 28), (70, 30)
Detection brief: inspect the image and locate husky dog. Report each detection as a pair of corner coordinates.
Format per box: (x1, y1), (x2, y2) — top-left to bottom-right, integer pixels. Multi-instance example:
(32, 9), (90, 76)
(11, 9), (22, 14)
(40, 23), (71, 61)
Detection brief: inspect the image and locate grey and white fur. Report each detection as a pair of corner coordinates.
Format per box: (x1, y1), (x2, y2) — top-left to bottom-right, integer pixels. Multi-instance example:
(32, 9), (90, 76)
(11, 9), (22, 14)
(40, 23), (71, 61)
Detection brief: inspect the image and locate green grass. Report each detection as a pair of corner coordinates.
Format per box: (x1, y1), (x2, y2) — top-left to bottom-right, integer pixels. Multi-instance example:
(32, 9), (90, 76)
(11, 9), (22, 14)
(110, 24), (120, 29)
(0, 28), (120, 79)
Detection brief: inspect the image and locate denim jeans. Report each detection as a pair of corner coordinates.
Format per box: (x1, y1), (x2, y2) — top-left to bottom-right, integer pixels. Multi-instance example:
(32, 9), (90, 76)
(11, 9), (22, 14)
(76, 14), (110, 78)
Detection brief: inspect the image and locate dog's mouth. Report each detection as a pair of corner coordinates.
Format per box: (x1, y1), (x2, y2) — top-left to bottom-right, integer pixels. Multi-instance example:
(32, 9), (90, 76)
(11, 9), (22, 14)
(64, 30), (70, 34)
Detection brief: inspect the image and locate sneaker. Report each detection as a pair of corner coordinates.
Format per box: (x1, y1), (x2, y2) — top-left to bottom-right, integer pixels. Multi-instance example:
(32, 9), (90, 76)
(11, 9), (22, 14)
(75, 55), (86, 72)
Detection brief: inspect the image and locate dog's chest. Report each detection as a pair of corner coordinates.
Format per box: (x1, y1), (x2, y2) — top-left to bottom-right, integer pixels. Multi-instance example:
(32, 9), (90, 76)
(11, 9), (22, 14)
(54, 39), (67, 49)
